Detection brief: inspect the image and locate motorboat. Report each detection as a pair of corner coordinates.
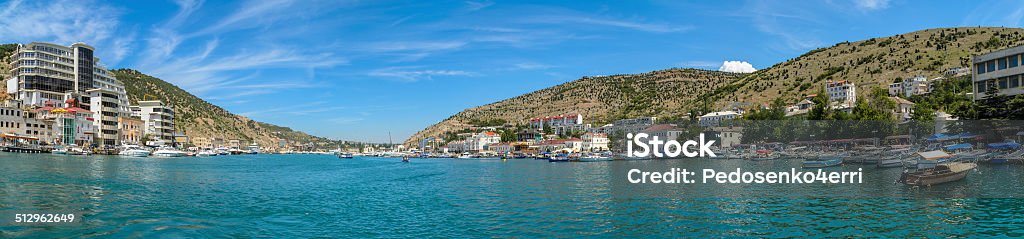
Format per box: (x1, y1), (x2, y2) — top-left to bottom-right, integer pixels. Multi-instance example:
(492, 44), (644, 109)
(152, 146), (187, 157)
(750, 150), (778, 161)
(915, 150), (953, 169)
(548, 153), (571, 162)
(197, 150), (218, 157)
(119, 145), (151, 157)
(802, 157), (843, 168)
(899, 162), (977, 186)
(578, 154), (613, 162)
(338, 152), (354, 159)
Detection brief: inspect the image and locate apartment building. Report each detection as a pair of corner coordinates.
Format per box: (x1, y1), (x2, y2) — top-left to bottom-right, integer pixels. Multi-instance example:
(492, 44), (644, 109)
(133, 100), (175, 142)
(6, 42), (109, 107)
(826, 80), (857, 107)
(973, 45), (1024, 101)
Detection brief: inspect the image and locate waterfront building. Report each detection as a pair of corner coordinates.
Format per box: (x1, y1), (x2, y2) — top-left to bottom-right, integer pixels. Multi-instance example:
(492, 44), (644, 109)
(516, 129), (543, 142)
(24, 117), (52, 143)
(641, 124), (683, 141)
(581, 132), (609, 152)
(602, 117), (658, 134)
(528, 114), (587, 135)
(34, 99), (94, 146)
(118, 116), (143, 145)
(972, 45), (1024, 101)
(466, 131), (501, 152)
(5, 42), (110, 107)
(536, 138), (583, 153)
(0, 100), (26, 141)
(487, 143), (514, 153)
(712, 126), (743, 148)
(87, 88), (123, 147)
(826, 80), (857, 107)
(133, 100), (174, 142)
(699, 111), (740, 127)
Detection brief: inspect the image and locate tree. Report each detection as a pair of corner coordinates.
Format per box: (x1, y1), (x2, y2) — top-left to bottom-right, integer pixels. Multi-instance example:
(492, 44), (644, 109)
(910, 102), (936, 121)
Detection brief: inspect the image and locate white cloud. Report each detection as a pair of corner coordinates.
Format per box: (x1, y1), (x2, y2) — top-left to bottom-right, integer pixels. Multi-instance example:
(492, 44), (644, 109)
(853, 0), (890, 11)
(0, 0), (124, 62)
(718, 61), (757, 73)
(368, 67), (478, 81)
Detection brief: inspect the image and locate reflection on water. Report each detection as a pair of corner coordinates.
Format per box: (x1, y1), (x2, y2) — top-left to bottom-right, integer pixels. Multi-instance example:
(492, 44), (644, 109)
(1, 153), (1023, 237)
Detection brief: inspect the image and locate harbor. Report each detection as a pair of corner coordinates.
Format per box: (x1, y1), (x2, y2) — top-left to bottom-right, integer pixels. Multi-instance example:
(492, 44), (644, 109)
(3, 152), (1024, 238)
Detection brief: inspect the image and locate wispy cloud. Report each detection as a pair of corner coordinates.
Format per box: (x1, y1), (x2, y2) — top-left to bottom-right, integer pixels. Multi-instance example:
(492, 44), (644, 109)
(464, 0), (494, 12)
(508, 62), (555, 71)
(368, 67), (478, 81)
(525, 15), (693, 33)
(678, 60), (721, 69)
(740, 1), (824, 52)
(852, 0), (890, 11)
(0, 0), (124, 61)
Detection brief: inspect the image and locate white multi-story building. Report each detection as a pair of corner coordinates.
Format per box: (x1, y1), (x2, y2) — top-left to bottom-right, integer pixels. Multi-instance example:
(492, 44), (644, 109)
(826, 80), (857, 107)
(529, 114), (587, 135)
(699, 111), (740, 127)
(466, 131), (500, 151)
(0, 99), (25, 138)
(888, 76), (934, 98)
(87, 88), (124, 147)
(133, 100), (175, 142)
(972, 45), (1024, 101)
(6, 42), (111, 108)
(581, 132), (609, 152)
(641, 124), (683, 141)
(600, 117), (657, 134)
(713, 126), (743, 148)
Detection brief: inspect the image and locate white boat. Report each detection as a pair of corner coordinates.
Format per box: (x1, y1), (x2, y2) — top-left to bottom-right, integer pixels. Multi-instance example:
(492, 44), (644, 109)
(197, 150), (218, 157)
(119, 145), (151, 157)
(152, 146), (187, 157)
(51, 147), (68, 155)
(216, 147), (230, 155)
(337, 152), (354, 158)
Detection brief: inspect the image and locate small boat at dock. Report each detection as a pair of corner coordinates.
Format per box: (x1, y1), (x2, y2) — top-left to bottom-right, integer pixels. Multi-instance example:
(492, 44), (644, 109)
(802, 157), (843, 168)
(899, 162), (976, 186)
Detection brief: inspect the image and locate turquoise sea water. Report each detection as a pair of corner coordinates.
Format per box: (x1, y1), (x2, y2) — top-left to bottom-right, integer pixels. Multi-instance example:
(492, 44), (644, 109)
(2, 153), (1024, 238)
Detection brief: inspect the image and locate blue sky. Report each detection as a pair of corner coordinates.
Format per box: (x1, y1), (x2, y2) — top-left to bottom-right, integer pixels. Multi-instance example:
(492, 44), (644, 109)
(0, 0), (1021, 142)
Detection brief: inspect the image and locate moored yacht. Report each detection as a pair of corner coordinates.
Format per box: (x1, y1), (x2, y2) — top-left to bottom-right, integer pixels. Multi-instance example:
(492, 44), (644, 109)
(119, 145), (152, 157)
(152, 146), (187, 157)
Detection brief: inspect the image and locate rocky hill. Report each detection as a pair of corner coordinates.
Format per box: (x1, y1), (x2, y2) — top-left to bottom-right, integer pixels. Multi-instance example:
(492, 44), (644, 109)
(112, 69), (342, 149)
(405, 27), (1024, 145)
(405, 68), (747, 144)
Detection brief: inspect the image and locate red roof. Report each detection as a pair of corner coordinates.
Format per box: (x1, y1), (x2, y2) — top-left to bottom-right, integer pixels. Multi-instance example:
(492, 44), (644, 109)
(483, 131), (498, 136)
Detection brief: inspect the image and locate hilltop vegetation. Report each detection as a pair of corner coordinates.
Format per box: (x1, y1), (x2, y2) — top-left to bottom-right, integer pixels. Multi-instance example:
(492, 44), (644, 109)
(405, 68), (746, 144)
(405, 27), (1024, 145)
(112, 69), (344, 149)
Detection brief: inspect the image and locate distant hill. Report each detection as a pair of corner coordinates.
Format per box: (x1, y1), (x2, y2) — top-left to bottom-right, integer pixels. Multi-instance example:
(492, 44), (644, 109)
(112, 69), (342, 149)
(405, 27), (1024, 145)
(404, 68), (747, 145)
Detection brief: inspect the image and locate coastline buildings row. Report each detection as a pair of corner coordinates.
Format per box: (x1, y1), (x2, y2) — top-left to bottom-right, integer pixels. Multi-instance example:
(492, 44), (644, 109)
(0, 42), (178, 148)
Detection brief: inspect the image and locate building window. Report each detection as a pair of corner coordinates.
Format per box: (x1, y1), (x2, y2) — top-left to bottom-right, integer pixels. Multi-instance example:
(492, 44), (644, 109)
(1000, 78), (1009, 89)
(1012, 55), (1020, 68)
(978, 82), (987, 92)
(999, 58), (1008, 70)
(988, 61), (996, 72)
(978, 63), (986, 74)
(1011, 75), (1021, 88)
